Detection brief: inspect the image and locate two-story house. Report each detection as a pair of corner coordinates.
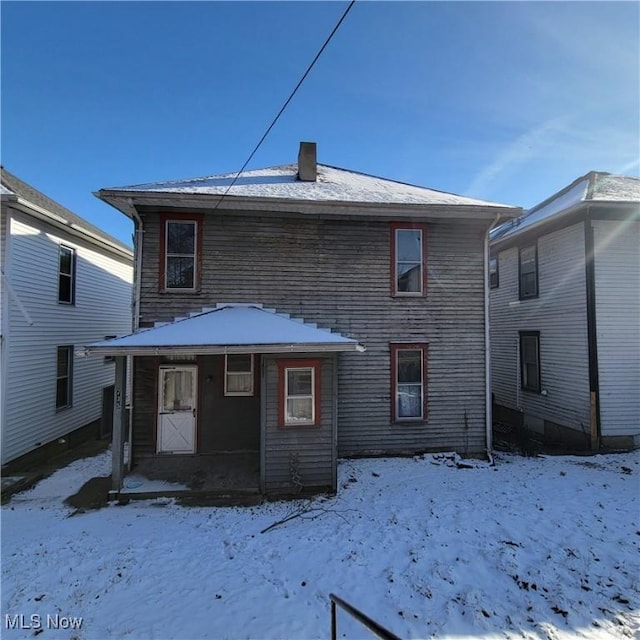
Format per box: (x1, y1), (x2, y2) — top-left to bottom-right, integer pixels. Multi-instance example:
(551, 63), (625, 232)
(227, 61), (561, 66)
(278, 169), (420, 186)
(490, 172), (640, 452)
(86, 143), (520, 498)
(1, 168), (133, 467)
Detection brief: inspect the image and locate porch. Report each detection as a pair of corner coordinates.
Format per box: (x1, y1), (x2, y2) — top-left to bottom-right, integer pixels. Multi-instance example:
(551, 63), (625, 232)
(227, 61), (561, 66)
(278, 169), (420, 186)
(121, 453), (260, 502)
(83, 303), (365, 499)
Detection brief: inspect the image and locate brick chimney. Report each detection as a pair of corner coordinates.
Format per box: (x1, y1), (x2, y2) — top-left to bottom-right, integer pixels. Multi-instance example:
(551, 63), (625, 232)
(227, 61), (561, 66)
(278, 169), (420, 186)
(297, 142), (317, 182)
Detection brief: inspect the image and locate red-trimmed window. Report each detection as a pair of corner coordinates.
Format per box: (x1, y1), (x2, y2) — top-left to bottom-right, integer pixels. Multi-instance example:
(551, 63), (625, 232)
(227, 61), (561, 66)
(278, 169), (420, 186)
(390, 223), (427, 296)
(390, 343), (428, 422)
(159, 214), (203, 291)
(277, 359), (321, 427)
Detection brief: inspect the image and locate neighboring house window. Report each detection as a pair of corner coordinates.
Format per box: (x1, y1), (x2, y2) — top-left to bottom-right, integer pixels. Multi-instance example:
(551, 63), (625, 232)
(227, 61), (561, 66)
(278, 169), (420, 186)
(489, 256), (499, 289)
(58, 245), (76, 304)
(519, 244), (538, 299)
(161, 216), (202, 291)
(277, 359), (321, 427)
(390, 343), (428, 422)
(104, 336), (116, 363)
(390, 223), (427, 296)
(520, 332), (541, 393)
(56, 346), (73, 409)
(225, 354), (254, 396)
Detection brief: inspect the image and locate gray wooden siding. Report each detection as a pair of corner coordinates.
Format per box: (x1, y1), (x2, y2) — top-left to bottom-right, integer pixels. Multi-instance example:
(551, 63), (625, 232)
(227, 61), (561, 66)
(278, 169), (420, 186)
(131, 356), (160, 460)
(593, 219), (640, 438)
(262, 355), (335, 493)
(2, 210), (133, 464)
(138, 212), (490, 457)
(197, 355), (260, 453)
(490, 222), (590, 432)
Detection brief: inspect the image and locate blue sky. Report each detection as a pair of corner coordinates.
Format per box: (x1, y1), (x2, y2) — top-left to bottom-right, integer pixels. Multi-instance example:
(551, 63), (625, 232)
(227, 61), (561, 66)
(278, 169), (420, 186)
(2, 1), (638, 247)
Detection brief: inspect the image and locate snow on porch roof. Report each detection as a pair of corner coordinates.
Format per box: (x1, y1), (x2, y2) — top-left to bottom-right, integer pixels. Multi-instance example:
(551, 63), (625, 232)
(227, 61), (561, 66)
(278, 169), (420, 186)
(83, 304), (365, 356)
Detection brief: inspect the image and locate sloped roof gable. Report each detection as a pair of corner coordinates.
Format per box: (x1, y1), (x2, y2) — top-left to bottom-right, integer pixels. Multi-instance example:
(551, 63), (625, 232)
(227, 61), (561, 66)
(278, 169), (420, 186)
(103, 163), (514, 208)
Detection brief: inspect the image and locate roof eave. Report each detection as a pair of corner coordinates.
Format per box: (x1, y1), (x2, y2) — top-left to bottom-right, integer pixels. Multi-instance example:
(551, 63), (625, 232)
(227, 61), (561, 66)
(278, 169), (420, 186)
(6, 196), (133, 260)
(96, 189), (521, 221)
(82, 342), (365, 357)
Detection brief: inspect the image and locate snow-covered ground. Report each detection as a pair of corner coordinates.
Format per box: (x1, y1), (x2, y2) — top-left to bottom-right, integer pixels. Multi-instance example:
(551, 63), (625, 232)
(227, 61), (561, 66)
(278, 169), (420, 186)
(2, 450), (638, 639)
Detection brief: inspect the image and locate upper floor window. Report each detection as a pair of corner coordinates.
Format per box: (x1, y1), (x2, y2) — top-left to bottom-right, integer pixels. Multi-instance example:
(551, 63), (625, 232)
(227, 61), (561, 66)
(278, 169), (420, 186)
(58, 245), (76, 304)
(225, 354), (254, 396)
(277, 359), (321, 427)
(56, 345), (73, 409)
(161, 216), (201, 291)
(520, 331), (541, 392)
(391, 223), (427, 296)
(519, 244), (538, 299)
(489, 256), (499, 289)
(390, 343), (428, 422)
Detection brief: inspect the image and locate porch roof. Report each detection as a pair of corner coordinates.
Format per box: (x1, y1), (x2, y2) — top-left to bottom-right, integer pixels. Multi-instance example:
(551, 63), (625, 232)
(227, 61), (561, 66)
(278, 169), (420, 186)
(83, 303), (364, 356)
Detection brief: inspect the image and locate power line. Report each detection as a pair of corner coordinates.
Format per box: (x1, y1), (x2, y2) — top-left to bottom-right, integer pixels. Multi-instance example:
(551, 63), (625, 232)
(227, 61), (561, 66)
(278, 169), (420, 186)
(212, 0), (356, 211)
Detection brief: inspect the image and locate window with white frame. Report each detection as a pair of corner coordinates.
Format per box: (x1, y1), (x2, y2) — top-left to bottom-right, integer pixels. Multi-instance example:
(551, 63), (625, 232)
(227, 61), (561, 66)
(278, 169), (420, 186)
(519, 244), (538, 299)
(225, 354), (254, 396)
(58, 245), (76, 304)
(56, 345), (73, 409)
(391, 224), (427, 296)
(520, 332), (541, 392)
(278, 359), (321, 427)
(165, 220), (197, 290)
(489, 256), (499, 289)
(391, 344), (427, 421)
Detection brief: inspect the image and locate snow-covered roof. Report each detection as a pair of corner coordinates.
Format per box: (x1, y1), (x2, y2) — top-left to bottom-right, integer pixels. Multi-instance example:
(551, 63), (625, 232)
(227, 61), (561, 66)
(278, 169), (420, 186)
(83, 303), (364, 356)
(0, 183), (15, 197)
(103, 163), (514, 209)
(491, 171), (640, 243)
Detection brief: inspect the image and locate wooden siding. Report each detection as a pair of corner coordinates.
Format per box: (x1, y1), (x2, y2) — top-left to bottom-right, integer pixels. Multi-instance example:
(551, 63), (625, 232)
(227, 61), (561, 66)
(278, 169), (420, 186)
(262, 355), (335, 493)
(2, 210), (133, 464)
(197, 355), (260, 453)
(490, 222), (590, 432)
(138, 212), (490, 457)
(593, 219), (640, 438)
(131, 356), (161, 460)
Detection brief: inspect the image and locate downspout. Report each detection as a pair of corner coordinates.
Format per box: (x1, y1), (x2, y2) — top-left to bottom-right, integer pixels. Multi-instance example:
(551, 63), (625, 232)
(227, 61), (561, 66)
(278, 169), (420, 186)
(128, 200), (143, 471)
(484, 213), (502, 459)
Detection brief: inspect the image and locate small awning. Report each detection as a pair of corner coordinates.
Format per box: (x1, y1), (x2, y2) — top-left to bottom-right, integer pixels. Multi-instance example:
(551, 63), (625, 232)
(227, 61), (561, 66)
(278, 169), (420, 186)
(83, 303), (365, 356)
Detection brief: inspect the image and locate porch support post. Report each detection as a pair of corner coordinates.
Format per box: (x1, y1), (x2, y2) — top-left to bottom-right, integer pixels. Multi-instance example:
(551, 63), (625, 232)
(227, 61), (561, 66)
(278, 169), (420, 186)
(111, 356), (127, 496)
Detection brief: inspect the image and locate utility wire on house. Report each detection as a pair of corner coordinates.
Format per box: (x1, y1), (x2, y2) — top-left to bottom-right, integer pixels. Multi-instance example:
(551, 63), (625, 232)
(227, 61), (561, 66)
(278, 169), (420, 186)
(211, 0), (356, 212)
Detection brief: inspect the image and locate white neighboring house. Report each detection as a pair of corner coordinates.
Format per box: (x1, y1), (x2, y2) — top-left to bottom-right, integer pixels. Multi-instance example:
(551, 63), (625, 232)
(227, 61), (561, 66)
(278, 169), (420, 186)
(0, 168), (133, 466)
(490, 171), (640, 451)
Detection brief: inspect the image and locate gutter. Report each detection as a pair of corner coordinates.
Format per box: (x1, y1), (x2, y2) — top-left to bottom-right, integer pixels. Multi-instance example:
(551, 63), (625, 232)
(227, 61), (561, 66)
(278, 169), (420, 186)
(82, 342), (366, 358)
(485, 212), (502, 458)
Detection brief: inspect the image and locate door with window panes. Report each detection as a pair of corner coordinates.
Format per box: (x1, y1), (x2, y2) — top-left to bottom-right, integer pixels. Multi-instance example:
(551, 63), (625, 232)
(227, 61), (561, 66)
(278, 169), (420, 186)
(157, 366), (197, 453)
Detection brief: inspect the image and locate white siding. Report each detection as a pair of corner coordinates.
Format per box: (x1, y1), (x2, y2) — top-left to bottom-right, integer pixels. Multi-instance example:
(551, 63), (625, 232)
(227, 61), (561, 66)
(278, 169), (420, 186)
(491, 222), (590, 432)
(2, 210), (133, 464)
(593, 219), (640, 438)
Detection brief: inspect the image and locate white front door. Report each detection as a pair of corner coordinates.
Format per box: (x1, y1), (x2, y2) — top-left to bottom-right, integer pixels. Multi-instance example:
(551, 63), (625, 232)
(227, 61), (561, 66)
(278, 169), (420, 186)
(157, 366), (197, 454)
